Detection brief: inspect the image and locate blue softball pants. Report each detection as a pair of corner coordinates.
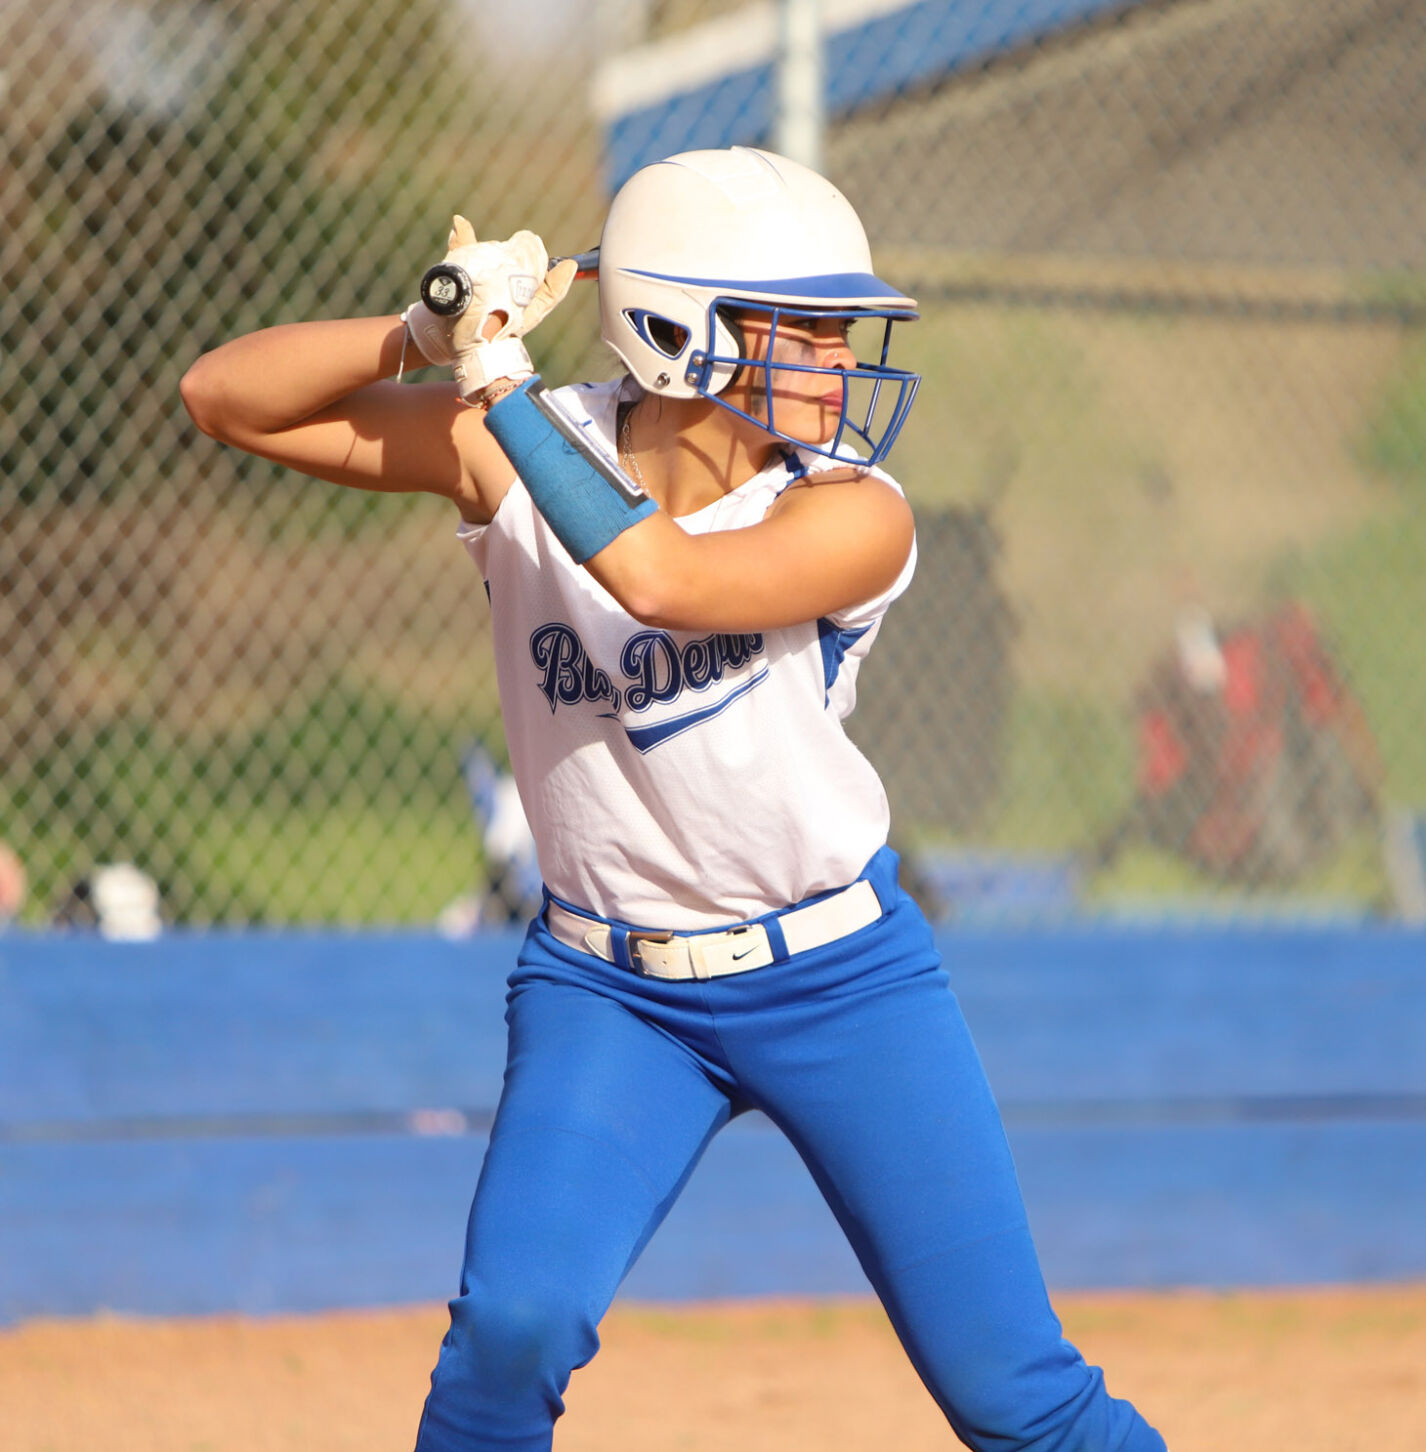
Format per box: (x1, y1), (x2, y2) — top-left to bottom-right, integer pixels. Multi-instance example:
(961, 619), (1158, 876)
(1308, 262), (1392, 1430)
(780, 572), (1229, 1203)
(414, 850), (1164, 1452)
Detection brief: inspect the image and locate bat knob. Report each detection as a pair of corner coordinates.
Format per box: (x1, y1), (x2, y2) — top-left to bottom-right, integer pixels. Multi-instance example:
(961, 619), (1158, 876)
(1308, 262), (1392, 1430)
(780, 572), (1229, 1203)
(420, 262), (473, 318)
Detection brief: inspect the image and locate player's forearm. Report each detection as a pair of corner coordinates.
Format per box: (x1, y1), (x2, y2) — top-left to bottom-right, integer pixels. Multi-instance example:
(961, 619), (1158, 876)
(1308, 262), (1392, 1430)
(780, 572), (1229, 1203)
(580, 515), (720, 629)
(583, 514), (854, 634)
(179, 316), (409, 443)
(584, 481), (914, 634)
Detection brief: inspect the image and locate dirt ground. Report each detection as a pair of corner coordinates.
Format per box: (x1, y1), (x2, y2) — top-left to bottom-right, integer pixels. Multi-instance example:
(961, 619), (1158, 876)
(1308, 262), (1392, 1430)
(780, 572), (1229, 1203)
(5, 1284), (1425, 1452)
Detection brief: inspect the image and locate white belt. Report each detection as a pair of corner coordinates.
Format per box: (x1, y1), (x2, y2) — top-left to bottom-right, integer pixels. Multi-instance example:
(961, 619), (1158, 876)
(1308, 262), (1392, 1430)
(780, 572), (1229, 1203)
(544, 878), (884, 981)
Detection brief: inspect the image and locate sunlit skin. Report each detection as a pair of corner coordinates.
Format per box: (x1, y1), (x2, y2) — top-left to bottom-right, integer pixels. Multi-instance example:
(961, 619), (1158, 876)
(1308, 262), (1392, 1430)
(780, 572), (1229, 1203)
(179, 306), (913, 636)
(608, 312), (860, 519)
(733, 313), (860, 444)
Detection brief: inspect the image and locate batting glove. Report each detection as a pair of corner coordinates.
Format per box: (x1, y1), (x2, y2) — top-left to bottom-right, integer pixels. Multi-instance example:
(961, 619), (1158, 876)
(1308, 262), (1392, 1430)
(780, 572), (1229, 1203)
(403, 218), (578, 401)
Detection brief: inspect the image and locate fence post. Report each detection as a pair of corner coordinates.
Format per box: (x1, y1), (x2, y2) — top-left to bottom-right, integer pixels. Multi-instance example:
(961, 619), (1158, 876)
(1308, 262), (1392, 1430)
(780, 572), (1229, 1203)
(775, 0), (824, 171)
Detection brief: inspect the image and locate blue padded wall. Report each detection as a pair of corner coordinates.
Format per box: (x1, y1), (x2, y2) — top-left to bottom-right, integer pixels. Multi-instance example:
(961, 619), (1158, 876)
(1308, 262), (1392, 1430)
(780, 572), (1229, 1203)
(2, 926), (1423, 1321)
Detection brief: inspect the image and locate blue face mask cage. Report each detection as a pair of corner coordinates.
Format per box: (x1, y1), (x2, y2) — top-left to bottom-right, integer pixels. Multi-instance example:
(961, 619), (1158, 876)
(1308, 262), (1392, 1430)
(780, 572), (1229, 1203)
(683, 300), (921, 467)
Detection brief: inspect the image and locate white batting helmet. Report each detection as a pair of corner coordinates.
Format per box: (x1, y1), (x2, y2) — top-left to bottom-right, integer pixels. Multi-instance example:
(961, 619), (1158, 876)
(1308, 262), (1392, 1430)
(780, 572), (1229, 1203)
(598, 147), (920, 464)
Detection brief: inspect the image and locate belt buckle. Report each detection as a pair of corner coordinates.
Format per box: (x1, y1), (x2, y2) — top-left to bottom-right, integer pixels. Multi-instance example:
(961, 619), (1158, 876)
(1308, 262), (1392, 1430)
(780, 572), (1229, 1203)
(628, 930), (677, 975)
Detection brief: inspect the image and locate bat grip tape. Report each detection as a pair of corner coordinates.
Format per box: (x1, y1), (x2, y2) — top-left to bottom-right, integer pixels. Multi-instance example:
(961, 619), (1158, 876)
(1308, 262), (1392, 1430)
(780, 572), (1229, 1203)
(484, 376), (657, 564)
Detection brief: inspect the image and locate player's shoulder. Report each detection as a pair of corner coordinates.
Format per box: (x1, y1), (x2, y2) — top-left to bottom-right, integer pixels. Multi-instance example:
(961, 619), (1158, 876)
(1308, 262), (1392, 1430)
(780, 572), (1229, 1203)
(784, 447), (905, 498)
(765, 457), (913, 553)
(783, 453), (917, 628)
(775, 452), (907, 522)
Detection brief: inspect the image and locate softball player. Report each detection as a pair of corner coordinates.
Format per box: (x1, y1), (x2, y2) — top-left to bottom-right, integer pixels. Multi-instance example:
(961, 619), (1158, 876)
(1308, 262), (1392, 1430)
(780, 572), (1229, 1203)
(181, 147), (1165, 1452)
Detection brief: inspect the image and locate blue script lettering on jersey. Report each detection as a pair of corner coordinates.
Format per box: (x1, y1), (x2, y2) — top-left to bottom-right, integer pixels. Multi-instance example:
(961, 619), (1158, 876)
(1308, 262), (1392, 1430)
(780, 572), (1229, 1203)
(530, 623), (622, 712)
(528, 622), (765, 729)
(620, 629), (764, 711)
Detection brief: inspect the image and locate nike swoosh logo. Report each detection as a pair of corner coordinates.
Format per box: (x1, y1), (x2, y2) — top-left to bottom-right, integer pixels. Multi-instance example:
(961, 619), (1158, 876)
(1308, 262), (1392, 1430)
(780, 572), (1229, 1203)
(732, 945), (759, 961)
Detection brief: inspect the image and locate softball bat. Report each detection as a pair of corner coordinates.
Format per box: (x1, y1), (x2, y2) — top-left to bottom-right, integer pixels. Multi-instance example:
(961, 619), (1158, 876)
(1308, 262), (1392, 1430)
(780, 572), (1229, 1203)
(420, 249), (600, 318)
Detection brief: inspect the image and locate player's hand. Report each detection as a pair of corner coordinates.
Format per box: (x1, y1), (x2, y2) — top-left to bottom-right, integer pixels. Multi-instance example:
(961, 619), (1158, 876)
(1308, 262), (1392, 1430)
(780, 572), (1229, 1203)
(403, 219), (578, 402)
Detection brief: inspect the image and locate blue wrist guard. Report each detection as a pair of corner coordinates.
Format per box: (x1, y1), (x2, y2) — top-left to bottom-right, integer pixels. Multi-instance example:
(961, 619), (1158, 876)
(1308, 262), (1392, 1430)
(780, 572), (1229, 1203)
(484, 377), (658, 564)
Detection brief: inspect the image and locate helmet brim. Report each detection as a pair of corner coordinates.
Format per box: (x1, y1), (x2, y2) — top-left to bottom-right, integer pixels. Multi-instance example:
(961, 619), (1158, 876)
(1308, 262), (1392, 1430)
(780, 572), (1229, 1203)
(621, 266), (918, 319)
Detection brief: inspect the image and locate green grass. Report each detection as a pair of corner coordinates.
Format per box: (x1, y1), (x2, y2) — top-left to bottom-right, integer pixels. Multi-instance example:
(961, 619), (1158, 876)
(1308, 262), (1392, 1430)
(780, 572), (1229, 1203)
(1281, 505), (1426, 804)
(174, 795), (481, 924)
(12, 777), (482, 927)
(1083, 828), (1391, 917)
(1355, 335), (1426, 485)
(6, 697), (493, 926)
(982, 691), (1136, 853)
(892, 306), (1146, 510)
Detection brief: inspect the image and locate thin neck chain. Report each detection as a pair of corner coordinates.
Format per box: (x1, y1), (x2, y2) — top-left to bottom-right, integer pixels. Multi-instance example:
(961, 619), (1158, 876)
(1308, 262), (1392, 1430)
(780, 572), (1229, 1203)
(619, 404), (647, 491)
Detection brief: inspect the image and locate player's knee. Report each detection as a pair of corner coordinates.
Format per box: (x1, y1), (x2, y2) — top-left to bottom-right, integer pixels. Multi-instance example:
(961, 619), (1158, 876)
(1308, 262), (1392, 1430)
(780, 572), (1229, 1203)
(445, 1279), (594, 1398)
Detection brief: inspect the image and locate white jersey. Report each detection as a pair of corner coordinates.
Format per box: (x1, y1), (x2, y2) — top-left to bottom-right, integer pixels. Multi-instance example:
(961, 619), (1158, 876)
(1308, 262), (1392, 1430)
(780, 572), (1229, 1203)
(458, 377), (916, 930)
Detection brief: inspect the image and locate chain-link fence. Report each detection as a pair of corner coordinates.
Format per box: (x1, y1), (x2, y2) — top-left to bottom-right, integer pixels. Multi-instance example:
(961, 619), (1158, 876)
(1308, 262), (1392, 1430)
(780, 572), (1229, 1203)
(5, 0), (1425, 926)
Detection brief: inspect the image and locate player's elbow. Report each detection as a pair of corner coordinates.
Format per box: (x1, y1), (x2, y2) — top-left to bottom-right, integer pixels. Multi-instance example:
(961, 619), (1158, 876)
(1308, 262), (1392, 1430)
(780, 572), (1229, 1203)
(599, 547), (753, 632)
(178, 355), (229, 440)
(615, 576), (682, 630)
(587, 535), (694, 629)
(179, 352), (264, 447)
(610, 573), (710, 632)
(588, 524), (736, 630)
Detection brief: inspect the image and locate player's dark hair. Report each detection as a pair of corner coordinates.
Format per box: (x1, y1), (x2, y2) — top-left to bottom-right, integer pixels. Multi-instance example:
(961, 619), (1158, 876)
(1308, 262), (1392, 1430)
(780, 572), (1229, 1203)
(645, 316), (689, 357)
(715, 306), (756, 405)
